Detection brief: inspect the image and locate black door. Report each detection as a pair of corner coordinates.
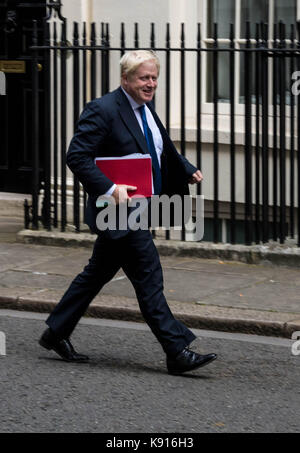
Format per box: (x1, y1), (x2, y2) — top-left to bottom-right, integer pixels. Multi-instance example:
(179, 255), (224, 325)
(0, 0), (46, 193)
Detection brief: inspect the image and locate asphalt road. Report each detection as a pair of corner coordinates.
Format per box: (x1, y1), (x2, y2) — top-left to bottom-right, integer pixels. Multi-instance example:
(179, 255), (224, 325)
(0, 310), (299, 433)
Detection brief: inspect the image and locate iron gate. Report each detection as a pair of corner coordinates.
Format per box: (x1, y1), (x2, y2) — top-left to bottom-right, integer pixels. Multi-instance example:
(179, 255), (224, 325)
(25, 2), (300, 246)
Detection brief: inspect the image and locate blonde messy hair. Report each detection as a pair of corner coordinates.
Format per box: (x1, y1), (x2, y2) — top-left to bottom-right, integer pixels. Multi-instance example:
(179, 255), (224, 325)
(120, 50), (160, 78)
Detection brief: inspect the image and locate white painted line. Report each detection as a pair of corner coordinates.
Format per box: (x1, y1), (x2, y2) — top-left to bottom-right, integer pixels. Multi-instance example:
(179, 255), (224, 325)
(0, 331), (6, 356)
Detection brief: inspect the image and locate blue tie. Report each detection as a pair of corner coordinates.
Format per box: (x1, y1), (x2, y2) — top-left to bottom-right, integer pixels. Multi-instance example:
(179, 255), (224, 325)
(138, 105), (162, 195)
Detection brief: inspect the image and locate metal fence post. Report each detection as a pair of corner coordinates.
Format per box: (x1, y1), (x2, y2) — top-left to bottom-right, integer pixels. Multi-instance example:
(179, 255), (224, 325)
(31, 20), (40, 230)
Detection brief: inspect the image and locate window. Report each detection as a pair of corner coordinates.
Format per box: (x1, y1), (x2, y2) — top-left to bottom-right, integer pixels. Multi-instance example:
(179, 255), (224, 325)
(274, 0), (297, 27)
(204, 0), (297, 107)
(207, 0), (235, 39)
(240, 0), (269, 38)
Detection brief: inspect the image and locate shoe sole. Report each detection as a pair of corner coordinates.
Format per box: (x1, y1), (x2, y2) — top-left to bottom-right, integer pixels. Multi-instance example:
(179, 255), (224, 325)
(39, 338), (89, 363)
(167, 354), (217, 376)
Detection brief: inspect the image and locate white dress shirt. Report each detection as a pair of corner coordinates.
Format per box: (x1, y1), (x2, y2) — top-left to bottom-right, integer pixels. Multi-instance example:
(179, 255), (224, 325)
(104, 87), (163, 196)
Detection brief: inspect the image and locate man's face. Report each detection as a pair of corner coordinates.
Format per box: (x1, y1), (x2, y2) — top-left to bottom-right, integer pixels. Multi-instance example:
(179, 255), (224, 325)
(122, 60), (158, 104)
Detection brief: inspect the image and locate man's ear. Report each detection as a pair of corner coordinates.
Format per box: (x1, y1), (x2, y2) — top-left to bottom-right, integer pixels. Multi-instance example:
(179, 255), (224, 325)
(121, 73), (128, 88)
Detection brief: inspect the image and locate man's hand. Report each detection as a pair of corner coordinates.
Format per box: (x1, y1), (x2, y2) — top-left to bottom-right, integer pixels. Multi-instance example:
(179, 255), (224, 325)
(112, 184), (137, 204)
(189, 170), (203, 184)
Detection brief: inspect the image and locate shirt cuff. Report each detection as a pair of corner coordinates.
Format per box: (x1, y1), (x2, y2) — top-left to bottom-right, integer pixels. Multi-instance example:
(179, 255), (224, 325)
(104, 184), (117, 196)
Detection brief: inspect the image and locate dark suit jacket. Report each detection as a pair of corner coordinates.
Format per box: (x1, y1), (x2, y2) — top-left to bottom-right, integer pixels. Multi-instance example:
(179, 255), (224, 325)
(66, 87), (197, 236)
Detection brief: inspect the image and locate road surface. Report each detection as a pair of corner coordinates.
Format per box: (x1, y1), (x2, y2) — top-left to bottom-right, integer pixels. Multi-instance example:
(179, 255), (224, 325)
(0, 310), (299, 433)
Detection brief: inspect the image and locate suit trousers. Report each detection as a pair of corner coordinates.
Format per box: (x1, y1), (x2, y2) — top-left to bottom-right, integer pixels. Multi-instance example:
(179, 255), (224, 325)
(46, 228), (196, 357)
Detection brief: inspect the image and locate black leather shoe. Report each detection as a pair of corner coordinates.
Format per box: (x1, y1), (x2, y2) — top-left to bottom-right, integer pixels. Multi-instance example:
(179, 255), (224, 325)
(39, 328), (89, 363)
(167, 347), (217, 375)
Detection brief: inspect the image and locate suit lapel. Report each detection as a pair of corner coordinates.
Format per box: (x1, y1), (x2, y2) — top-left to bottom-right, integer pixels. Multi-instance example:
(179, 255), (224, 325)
(116, 87), (148, 155)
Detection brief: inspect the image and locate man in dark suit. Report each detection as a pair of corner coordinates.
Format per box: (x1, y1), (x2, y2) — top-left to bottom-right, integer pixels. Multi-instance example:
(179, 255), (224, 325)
(39, 50), (217, 375)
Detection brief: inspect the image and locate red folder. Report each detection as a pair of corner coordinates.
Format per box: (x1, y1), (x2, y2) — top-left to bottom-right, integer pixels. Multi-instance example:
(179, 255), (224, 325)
(95, 155), (152, 198)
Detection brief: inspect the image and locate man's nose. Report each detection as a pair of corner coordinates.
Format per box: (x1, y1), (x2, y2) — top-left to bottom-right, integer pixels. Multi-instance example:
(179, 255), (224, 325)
(147, 78), (156, 87)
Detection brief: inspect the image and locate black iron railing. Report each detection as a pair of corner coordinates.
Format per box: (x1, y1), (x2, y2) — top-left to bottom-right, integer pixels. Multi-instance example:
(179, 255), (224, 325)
(26, 12), (300, 246)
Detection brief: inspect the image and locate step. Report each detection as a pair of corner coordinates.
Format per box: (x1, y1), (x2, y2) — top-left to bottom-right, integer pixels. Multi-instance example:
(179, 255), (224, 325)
(0, 192), (31, 218)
